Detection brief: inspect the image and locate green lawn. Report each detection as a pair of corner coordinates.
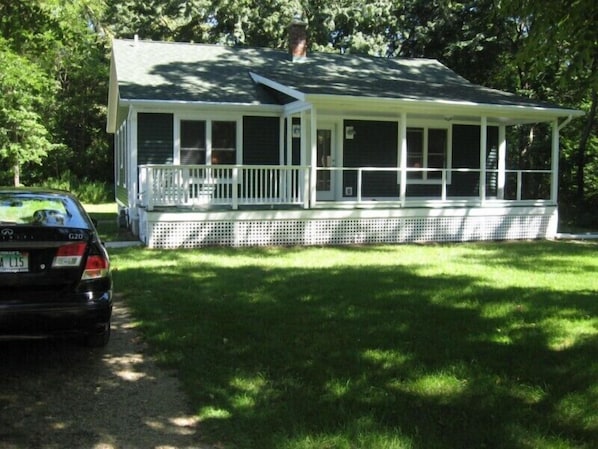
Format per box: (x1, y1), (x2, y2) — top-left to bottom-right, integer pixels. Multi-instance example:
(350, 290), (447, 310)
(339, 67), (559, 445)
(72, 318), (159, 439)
(83, 203), (137, 242)
(109, 242), (597, 449)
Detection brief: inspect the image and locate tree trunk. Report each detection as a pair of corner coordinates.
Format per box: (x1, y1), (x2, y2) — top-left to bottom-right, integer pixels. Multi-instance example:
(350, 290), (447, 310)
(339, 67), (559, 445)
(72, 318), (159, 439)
(577, 88), (598, 202)
(13, 162), (20, 187)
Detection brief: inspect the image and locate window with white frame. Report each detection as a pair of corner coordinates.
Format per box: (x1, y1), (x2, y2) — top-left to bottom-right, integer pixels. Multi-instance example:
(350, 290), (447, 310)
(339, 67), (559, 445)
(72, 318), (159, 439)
(406, 127), (448, 181)
(211, 121), (236, 164)
(181, 120), (206, 164)
(179, 119), (237, 165)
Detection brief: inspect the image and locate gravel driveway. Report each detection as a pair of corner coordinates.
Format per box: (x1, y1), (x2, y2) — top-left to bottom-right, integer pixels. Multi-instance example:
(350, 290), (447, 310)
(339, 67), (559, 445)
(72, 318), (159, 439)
(0, 297), (210, 449)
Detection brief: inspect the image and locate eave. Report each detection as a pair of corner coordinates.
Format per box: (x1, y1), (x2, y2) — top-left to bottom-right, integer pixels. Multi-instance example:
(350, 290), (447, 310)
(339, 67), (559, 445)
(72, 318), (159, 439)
(306, 94), (584, 125)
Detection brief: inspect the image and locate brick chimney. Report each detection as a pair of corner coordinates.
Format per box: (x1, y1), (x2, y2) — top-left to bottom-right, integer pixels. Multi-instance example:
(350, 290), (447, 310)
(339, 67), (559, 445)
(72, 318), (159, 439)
(288, 15), (307, 62)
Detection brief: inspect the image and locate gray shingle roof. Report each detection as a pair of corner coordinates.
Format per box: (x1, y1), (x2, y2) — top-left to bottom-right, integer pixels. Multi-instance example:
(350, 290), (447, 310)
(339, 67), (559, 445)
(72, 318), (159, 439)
(111, 38), (568, 110)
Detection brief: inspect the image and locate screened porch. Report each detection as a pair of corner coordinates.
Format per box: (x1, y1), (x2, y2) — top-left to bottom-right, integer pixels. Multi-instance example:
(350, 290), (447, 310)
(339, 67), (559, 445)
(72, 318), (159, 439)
(137, 163), (555, 211)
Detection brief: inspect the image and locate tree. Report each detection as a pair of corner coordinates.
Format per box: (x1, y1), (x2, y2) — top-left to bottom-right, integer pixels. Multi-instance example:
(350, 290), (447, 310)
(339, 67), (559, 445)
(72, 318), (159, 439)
(48, 1), (112, 183)
(501, 0), (598, 219)
(0, 0), (112, 186)
(0, 41), (57, 186)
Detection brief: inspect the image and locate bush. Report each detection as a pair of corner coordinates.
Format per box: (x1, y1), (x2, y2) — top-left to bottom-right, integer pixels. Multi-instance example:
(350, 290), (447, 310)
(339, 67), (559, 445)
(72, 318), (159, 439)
(38, 175), (113, 204)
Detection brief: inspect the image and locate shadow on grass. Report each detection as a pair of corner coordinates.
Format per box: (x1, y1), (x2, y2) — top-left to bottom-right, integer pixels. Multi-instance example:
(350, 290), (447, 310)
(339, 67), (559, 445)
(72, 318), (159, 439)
(111, 244), (598, 449)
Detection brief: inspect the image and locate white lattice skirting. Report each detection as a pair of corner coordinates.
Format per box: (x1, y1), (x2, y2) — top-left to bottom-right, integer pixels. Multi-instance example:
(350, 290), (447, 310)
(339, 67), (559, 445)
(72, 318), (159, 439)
(138, 206), (558, 249)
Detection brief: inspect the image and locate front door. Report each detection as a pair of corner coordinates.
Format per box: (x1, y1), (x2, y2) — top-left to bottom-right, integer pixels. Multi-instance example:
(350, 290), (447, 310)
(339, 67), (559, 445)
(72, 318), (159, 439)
(316, 126), (335, 200)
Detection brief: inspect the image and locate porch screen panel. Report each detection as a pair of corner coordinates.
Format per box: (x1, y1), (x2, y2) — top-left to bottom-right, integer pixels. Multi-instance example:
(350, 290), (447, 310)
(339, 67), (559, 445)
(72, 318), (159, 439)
(137, 113), (173, 165)
(243, 116), (282, 201)
(343, 120), (398, 197)
(292, 117), (301, 165)
(485, 126), (499, 197)
(243, 116), (280, 164)
(449, 124), (498, 198)
(450, 124), (480, 197)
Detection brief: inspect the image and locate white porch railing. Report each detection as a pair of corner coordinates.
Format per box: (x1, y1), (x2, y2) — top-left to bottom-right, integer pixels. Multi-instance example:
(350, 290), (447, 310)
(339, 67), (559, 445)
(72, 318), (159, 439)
(138, 164), (553, 210)
(139, 165), (309, 210)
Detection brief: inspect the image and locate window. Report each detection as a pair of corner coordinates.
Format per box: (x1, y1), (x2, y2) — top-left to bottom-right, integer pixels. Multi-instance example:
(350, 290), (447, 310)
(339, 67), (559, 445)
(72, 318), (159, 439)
(181, 120), (206, 164)
(406, 127), (448, 181)
(179, 119), (237, 165)
(211, 121), (236, 164)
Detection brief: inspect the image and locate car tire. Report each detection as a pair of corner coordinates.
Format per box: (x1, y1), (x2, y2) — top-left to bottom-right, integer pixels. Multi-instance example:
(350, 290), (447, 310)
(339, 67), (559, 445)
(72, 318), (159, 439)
(85, 321), (111, 347)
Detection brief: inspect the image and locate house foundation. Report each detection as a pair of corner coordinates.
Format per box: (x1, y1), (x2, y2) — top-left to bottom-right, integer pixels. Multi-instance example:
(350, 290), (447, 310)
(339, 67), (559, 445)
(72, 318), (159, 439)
(138, 205), (557, 249)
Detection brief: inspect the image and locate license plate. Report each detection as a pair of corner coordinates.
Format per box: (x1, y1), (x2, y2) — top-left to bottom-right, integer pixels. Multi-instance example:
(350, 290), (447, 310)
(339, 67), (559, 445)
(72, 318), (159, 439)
(0, 251), (28, 273)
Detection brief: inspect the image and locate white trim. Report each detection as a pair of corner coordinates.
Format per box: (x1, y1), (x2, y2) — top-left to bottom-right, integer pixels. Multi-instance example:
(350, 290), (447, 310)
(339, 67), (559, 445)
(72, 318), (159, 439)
(498, 125), (506, 199)
(480, 116), (487, 203)
(129, 108), (138, 212)
(315, 122), (338, 201)
(139, 205), (558, 249)
(249, 72), (306, 101)
(399, 112), (407, 206)
(284, 101), (312, 115)
(558, 115), (574, 130)
(119, 98), (283, 113)
(308, 94), (584, 123)
(310, 108), (318, 206)
(551, 119), (560, 203)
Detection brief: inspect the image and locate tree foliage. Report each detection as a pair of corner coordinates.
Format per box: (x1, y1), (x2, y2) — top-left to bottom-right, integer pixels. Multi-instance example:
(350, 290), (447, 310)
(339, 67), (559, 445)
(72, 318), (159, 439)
(0, 38), (57, 185)
(0, 0), (111, 186)
(500, 0), (598, 219)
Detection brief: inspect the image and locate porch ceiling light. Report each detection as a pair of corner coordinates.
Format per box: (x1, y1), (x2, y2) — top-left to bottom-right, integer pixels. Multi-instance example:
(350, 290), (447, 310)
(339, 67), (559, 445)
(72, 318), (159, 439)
(345, 126), (356, 139)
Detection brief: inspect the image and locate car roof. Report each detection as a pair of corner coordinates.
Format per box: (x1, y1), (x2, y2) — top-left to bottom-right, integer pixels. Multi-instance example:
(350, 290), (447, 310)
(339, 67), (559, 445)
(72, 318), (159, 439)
(0, 187), (78, 198)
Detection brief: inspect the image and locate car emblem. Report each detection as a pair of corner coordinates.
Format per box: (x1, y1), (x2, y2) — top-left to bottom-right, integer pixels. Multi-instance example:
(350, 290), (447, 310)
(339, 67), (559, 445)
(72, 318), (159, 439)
(1, 228), (14, 236)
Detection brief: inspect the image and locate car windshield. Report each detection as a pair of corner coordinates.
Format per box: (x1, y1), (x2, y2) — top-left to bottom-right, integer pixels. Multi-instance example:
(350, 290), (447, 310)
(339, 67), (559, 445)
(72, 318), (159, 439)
(0, 194), (89, 228)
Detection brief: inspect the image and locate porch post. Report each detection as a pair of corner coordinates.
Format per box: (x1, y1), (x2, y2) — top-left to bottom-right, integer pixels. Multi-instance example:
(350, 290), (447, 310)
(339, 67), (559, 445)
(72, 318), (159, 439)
(232, 167), (239, 210)
(146, 167), (154, 211)
(300, 111), (309, 208)
(129, 108), (138, 209)
(282, 116), (290, 202)
(399, 112), (407, 206)
(497, 125), (506, 199)
(480, 116), (487, 203)
(551, 118), (559, 203)
(310, 108), (317, 207)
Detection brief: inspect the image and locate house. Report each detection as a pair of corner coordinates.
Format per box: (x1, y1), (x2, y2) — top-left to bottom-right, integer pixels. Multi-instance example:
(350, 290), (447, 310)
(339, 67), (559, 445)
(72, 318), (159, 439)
(106, 22), (583, 248)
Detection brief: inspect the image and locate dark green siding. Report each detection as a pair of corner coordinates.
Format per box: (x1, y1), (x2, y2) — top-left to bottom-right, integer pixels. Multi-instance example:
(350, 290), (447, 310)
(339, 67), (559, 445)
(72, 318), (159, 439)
(137, 113), (173, 165)
(243, 116), (280, 164)
(343, 120), (398, 197)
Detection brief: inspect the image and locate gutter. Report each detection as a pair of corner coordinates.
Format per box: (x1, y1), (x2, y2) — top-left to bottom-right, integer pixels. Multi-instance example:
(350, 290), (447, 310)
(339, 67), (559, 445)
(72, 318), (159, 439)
(118, 98), (284, 113)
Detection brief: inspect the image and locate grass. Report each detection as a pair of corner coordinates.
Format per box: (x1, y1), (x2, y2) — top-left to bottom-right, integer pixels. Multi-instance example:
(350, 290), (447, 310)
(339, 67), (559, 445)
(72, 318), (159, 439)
(108, 241), (598, 449)
(83, 203), (137, 242)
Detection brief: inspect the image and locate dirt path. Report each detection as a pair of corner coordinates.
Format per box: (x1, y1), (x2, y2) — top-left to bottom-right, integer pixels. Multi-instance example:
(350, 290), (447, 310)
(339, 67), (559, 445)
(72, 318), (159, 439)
(0, 298), (210, 449)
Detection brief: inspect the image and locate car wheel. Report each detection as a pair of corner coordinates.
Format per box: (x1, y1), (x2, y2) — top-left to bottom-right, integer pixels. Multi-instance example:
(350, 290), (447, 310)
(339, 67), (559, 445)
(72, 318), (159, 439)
(85, 321), (111, 347)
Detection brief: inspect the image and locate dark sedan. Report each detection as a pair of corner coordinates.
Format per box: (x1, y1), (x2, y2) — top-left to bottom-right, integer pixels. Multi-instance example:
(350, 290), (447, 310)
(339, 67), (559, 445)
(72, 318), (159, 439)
(0, 188), (112, 347)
